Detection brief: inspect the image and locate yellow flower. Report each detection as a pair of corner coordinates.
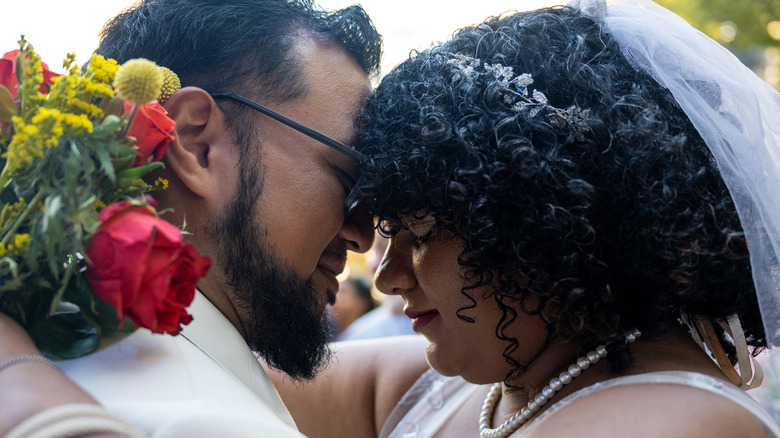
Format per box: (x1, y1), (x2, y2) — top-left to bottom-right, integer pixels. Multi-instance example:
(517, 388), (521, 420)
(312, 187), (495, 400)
(114, 59), (164, 105)
(16, 42), (46, 117)
(2, 107), (93, 174)
(0, 233), (31, 258)
(158, 67), (181, 105)
(154, 177), (169, 190)
(65, 98), (103, 119)
(32, 108), (64, 146)
(79, 78), (114, 99)
(62, 53), (78, 74)
(5, 117), (45, 172)
(60, 113), (93, 134)
(87, 54), (120, 84)
(47, 73), (108, 118)
(13, 233), (30, 252)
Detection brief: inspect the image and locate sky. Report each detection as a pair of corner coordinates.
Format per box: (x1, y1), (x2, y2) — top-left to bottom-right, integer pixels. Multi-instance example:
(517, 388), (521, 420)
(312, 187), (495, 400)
(1, 0), (560, 77)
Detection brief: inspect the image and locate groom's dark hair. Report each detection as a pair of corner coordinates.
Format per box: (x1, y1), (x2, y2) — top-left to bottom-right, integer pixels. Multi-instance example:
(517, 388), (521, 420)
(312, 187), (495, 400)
(97, 0), (381, 151)
(97, 0), (380, 100)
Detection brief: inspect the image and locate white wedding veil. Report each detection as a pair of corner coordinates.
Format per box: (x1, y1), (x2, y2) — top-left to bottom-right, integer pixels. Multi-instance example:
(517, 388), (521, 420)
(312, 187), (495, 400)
(568, 0), (780, 354)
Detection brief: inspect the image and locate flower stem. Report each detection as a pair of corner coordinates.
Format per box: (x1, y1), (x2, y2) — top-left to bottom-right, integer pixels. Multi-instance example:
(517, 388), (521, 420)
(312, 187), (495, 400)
(1, 187), (45, 246)
(121, 105), (139, 138)
(49, 256), (77, 315)
(0, 160), (14, 191)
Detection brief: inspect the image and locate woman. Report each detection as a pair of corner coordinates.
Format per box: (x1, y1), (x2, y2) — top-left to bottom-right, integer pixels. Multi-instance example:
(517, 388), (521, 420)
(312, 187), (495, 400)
(2, 0), (780, 437)
(282, 0), (780, 436)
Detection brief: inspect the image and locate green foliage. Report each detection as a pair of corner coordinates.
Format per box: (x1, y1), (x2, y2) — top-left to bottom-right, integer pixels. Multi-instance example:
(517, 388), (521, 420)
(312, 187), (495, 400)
(657, 0), (780, 48)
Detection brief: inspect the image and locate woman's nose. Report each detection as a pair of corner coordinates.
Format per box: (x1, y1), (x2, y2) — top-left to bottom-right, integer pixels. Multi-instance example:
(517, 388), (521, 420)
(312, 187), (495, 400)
(338, 204), (375, 253)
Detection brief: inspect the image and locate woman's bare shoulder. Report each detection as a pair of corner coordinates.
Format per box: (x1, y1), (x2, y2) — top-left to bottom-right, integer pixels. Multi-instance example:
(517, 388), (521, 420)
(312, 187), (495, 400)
(522, 379), (774, 438)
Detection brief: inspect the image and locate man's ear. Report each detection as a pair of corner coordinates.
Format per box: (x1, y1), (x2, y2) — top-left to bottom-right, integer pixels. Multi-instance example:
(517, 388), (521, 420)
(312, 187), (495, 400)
(162, 87), (236, 199)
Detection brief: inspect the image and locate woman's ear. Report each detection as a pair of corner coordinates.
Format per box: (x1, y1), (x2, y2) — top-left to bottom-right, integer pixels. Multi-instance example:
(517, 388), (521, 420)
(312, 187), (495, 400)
(161, 87), (238, 200)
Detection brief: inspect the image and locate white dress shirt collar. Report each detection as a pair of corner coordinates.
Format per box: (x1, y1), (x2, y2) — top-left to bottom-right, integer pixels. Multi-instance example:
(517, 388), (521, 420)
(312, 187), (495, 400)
(180, 291), (296, 427)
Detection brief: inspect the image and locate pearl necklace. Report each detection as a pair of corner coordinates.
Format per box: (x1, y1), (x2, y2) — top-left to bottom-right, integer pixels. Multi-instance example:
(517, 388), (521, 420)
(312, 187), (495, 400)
(479, 328), (641, 438)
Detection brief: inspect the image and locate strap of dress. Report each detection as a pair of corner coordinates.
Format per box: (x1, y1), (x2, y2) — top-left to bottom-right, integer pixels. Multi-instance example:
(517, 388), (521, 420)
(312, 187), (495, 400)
(521, 371), (780, 436)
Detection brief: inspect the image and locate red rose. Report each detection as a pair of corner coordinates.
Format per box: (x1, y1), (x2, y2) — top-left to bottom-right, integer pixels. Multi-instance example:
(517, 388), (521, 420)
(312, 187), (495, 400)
(0, 50), (59, 99)
(85, 198), (211, 335)
(125, 101), (176, 167)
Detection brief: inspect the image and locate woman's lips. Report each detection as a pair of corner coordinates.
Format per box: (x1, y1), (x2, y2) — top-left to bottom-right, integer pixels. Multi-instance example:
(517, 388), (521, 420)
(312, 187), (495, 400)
(404, 309), (439, 332)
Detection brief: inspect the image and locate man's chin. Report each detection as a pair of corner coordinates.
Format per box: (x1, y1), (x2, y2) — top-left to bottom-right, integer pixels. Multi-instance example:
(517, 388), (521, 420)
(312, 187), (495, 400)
(312, 267), (340, 307)
(259, 320), (333, 381)
(245, 278), (334, 380)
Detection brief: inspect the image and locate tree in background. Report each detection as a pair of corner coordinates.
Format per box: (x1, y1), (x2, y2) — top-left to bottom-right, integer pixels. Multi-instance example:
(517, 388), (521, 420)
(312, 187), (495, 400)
(657, 0), (780, 88)
(658, 0), (778, 47)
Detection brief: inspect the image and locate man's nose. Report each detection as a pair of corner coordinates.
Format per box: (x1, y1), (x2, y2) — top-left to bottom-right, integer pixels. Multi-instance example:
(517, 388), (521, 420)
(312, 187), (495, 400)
(339, 204), (374, 253)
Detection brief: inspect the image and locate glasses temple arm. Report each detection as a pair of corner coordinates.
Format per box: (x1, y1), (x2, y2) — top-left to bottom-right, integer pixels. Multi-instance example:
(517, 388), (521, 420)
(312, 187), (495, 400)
(210, 91), (364, 161)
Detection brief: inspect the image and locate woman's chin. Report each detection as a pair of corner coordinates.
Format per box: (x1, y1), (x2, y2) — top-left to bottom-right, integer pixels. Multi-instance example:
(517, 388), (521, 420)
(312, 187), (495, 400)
(425, 344), (505, 384)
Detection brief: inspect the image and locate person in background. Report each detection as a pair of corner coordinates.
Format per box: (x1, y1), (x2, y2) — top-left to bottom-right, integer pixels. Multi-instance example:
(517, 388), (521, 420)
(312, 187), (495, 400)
(336, 295), (413, 341)
(329, 277), (376, 339)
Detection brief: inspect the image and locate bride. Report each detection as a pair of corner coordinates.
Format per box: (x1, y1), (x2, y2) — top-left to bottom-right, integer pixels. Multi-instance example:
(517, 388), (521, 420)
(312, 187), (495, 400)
(274, 1), (780, 437)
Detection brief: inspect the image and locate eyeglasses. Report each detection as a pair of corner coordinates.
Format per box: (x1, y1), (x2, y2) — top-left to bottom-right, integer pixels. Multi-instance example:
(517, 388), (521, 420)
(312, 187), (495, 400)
(210, 91), (363, 215)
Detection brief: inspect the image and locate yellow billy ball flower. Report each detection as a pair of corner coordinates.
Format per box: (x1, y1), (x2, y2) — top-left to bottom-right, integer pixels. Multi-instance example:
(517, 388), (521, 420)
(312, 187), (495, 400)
(158, 67), (181, 105)
(114, 58), (164, 105)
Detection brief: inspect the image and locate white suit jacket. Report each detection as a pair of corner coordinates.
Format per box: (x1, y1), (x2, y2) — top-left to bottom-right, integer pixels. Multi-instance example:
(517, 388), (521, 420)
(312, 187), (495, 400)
(56, 292), (305, 438)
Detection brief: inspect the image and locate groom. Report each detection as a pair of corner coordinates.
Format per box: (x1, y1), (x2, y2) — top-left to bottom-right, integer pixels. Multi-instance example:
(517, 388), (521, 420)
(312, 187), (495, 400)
(0, 0), (379, 436)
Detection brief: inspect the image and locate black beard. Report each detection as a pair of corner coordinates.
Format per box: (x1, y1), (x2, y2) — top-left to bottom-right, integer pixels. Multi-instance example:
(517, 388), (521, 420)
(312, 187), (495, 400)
(206, 168), (332, 381)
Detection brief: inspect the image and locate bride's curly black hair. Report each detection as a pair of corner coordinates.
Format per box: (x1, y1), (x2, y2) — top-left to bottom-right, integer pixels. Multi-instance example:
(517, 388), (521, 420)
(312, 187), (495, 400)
(354, 5), (766, 379)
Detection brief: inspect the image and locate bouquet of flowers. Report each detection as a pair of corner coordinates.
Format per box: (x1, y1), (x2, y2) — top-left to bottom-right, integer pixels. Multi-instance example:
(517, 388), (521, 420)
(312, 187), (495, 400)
(0, 39), (211, 359)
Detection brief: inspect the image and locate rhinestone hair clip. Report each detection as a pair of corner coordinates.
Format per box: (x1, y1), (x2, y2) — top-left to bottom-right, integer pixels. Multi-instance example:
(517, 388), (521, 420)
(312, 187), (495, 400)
(444, 53), (590, 142)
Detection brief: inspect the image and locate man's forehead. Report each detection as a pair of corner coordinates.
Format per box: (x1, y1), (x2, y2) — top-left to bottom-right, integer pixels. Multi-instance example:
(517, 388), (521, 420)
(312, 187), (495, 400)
(286, 37), (370, 150)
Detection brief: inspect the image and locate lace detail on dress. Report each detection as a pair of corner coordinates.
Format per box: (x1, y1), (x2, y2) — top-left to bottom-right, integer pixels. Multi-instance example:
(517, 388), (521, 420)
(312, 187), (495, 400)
(380, 370), (481, 438)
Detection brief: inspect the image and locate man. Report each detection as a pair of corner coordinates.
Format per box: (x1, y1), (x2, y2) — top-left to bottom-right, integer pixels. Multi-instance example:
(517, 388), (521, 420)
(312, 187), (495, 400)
(0, 0), (379, 436)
